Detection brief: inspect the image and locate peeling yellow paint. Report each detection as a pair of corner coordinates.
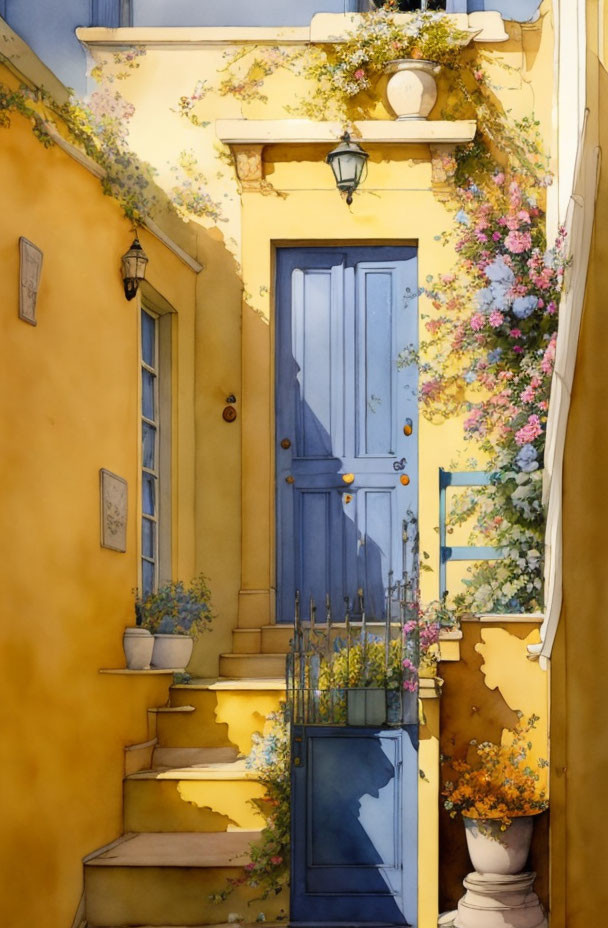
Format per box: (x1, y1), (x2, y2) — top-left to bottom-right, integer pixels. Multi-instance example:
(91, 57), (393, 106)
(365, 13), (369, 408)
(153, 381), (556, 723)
(177, 780), (266, 830)
(215, 691), (283, 755)
(476, 628), (549, 787)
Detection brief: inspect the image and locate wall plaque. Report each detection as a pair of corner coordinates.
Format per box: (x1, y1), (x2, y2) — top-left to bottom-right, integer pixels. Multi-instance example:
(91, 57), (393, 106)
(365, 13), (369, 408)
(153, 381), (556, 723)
(100, 469), (128, 552)
(19, 237), (43, 325)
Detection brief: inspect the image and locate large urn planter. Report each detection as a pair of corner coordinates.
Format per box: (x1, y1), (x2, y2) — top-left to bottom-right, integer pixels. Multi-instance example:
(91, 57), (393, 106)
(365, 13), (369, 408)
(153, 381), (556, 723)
(384, 59), (441, 120)
(463, 815), (534, 875)
(123, 627), (154, 670)
(151, 633), (194, 670)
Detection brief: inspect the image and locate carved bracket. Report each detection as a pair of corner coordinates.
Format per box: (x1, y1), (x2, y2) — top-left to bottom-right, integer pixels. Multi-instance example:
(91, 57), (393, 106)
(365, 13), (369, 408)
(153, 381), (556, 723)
(232, 144), (265, 191)
(430, 143), (458, 202)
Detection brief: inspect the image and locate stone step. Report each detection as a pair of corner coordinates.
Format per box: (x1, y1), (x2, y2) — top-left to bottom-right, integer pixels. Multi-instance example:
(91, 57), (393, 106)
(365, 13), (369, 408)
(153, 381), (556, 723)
(218, 652), (287, 679)
(84, 832), (287, 926)
(153, 747), (240, 769)
(93, 923), (284, 927)
(231, 629), (262, 654)
(158, 679), (284, 755)
(124, 760), (266, 833)
(232, 624), (461, 659)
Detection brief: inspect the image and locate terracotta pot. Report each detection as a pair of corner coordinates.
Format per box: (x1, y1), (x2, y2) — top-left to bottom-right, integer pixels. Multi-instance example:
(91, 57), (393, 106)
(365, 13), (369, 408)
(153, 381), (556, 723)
(123, 627), (154, 670)
(384, 59), (441, 120)
(463, 815), (534, 875)
(151, 633), (193, 670)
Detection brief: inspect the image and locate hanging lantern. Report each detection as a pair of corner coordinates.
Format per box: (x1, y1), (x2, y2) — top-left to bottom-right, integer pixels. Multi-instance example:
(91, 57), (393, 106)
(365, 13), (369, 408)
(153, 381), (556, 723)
(121, 236), (149, 301)
(326, 132), (369, 205)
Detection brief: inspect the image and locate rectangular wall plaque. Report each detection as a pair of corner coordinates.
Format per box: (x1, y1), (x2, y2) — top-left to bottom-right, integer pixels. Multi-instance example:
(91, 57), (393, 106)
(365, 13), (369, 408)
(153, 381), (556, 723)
(19, 237), (43, 325)
(100, 469), (128, 552)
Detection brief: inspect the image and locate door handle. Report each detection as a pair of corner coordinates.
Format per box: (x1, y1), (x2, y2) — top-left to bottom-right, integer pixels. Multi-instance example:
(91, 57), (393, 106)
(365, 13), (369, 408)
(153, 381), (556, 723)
(280, 438), (292, 449)
(342, 473), (355, 485)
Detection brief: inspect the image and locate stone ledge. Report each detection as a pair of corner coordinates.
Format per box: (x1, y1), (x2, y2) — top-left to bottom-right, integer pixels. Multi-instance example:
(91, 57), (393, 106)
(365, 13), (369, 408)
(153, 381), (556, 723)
(217, 118), (476, 145)
(76, 12), (508, 47)
(464, 613), (544, 624)
(99, 668), (179, 674)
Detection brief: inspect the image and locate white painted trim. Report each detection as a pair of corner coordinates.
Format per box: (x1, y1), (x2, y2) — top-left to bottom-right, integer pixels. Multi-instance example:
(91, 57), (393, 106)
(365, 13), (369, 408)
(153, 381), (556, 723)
(536, 113), (601, 662)
(76, 12), (508, 47)
(46, 125), (106, 178)
(216, 118), (477, 145)
(0, 16), (70, 102)
(76, 25), (311, 46)
(143, 217), (203, 273)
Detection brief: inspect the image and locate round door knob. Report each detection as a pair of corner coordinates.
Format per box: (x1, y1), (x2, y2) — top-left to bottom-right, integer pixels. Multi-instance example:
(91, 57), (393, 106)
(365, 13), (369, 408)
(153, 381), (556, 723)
(222, 405), (237, 422)
(400, 474), (410, 486)
(285, 475), (295, 484)
(342, 473), (355, 485)
(403, 418), (413, 436)
(280, 438), (291, 449)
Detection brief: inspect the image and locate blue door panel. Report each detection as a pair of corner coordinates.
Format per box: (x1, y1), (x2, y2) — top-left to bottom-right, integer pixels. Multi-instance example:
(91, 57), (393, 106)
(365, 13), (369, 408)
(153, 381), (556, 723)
(277, 247), (418, 622)
(291, 725), (418, 926)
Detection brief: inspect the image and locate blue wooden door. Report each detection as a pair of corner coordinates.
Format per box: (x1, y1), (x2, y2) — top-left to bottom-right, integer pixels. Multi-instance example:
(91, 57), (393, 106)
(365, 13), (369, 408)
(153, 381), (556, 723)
(276, 247), (418, 622)
(290, 725), (418, 926)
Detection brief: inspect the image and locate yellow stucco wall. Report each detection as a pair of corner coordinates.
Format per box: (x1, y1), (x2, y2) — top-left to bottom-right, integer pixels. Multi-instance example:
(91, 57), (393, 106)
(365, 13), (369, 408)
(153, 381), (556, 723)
(0, 63), (197, 928)
(549, 3), (608, 925)
(80, 9), (556, 675)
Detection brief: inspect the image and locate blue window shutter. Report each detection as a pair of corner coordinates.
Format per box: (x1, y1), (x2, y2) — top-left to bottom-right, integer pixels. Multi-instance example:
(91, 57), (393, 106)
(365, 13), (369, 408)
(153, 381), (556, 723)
(92, 0), (131, 27)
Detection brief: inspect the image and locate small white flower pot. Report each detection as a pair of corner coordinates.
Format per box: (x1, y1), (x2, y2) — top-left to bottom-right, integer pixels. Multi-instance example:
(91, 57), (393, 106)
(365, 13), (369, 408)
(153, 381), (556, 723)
(151, 633), (194, 670)
(385, 59), (441, 120)
(464, 815), (534, 875)
(123, 627), (154, 670)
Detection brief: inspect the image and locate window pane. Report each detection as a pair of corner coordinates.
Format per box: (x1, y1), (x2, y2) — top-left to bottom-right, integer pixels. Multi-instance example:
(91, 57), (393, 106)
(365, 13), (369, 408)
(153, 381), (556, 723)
(142, 369), (155, 421)
(142, 517), (155, 558)
(142, 558), (155, 596)
(142, 473), (156, 516)
(142, 310), (156, 368)
(142, 422), (156, 470)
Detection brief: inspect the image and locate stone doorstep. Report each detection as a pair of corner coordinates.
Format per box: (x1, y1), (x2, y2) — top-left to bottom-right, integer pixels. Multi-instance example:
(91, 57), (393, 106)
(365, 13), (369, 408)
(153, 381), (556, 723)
(85, 831), (262, 868)
(128, 759), (258, 782)
(152, 747), (240, 769)
(172, 677), (285, 690)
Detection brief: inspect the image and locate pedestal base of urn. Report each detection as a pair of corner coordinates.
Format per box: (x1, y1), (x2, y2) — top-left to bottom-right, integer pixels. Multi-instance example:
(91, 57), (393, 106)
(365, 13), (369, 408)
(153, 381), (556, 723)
(454, 871), (548, 928)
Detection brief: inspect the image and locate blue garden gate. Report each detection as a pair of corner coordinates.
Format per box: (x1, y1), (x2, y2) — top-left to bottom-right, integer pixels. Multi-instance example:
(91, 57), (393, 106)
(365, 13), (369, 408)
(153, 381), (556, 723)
(275, 247), (418, 623)
(290, 723), (418, 928)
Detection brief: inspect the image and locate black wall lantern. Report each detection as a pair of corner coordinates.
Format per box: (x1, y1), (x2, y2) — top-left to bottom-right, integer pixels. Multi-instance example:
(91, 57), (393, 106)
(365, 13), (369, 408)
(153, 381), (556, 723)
(326, 132), (369, 205)
(121, 236), (149, 301)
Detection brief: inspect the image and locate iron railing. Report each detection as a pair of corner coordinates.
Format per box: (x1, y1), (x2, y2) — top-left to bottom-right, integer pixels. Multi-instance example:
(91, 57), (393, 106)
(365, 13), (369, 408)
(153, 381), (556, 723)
(286, 576), (420, 727)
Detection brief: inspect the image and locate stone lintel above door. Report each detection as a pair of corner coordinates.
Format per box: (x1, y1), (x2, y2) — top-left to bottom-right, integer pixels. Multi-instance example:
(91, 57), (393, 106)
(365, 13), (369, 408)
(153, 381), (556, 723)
(220, 120), (475, 194)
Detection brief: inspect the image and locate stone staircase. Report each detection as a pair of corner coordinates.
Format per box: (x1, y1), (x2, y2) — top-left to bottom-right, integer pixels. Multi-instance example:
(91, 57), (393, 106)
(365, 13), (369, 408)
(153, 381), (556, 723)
(83, 622), (459, 926)
(84, 675), (287, 928)
(219, 625), (292, 678)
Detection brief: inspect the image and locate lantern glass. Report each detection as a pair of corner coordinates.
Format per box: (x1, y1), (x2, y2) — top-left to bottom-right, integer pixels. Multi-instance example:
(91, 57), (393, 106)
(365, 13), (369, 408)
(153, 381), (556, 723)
(121, 237), (149, 301)
(326, 133), (369, 203)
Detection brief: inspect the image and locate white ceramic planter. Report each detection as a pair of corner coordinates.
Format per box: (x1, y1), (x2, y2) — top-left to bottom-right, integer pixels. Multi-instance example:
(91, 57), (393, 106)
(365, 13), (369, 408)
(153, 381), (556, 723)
(464, 815), (534, 875)
(384, 59), (441, 120)
(151, 633), (194, 670)
(123, 627), (154, 670)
